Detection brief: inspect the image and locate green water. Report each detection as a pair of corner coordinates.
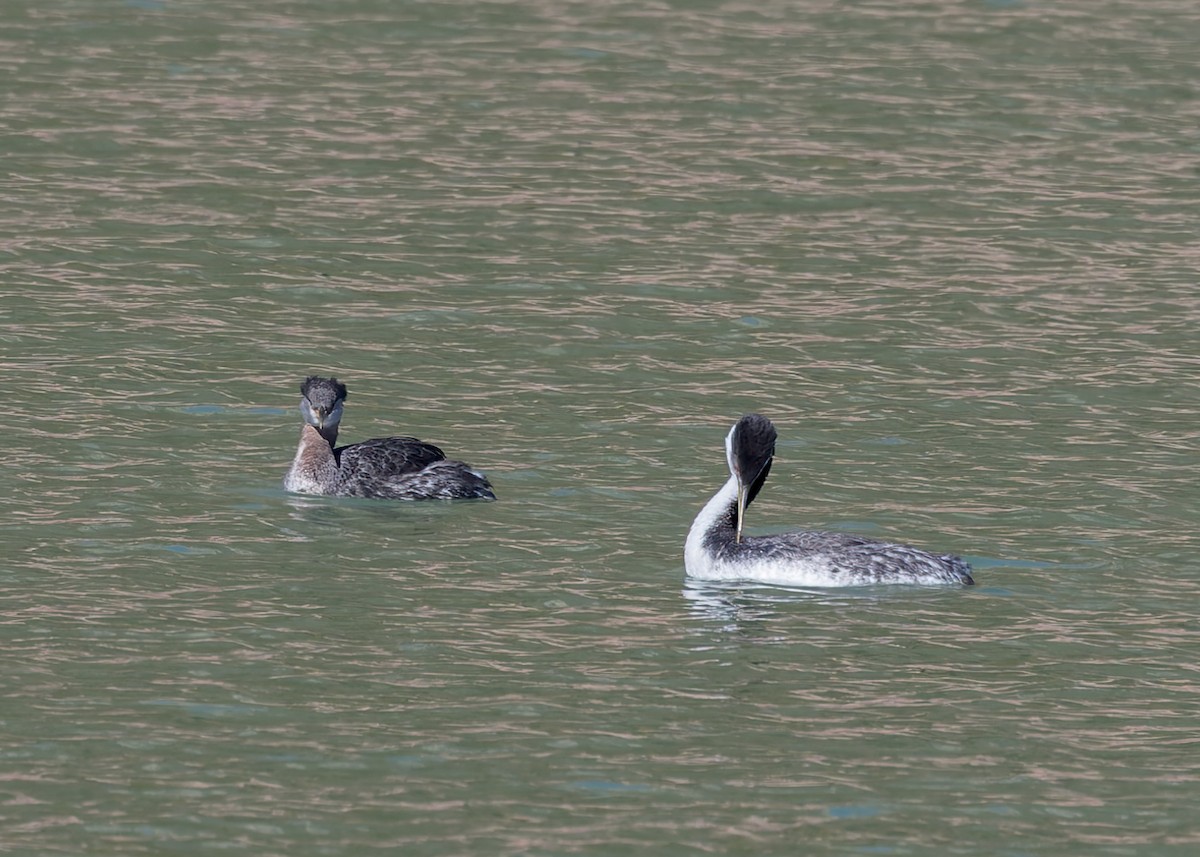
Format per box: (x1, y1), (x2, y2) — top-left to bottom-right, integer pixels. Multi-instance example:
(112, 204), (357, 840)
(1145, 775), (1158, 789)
(4, 1), (1199, 854)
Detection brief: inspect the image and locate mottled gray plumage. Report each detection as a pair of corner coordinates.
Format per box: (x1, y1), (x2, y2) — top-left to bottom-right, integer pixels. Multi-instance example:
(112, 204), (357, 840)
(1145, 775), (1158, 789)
(685, 413), (972, 586)
(283, 375), (495, 501)
(705, 527), (973, 586)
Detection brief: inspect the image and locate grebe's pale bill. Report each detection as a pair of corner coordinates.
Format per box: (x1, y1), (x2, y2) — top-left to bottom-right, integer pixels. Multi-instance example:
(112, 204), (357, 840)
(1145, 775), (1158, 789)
(735, 481), (746, 544)
(686, 413), (973, 587)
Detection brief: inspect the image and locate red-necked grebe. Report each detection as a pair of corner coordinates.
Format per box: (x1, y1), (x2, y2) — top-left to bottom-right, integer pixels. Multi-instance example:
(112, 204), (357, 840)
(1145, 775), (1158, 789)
(283, 376), (495, 501)
(684, 414), (972, 586)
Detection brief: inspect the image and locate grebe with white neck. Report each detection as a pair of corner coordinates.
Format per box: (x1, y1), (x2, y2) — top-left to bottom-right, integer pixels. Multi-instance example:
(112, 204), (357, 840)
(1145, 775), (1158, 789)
(684, 414), (972, 587)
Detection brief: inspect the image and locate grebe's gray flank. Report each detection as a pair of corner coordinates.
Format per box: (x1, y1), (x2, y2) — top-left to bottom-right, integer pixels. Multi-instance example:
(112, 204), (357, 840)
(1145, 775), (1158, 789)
(684, 413), (972, 587)
(283, 375), (495, 501)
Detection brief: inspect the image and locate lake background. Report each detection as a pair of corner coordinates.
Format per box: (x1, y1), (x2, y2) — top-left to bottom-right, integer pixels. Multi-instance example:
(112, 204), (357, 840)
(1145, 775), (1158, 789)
(4, 0), (1200, 853)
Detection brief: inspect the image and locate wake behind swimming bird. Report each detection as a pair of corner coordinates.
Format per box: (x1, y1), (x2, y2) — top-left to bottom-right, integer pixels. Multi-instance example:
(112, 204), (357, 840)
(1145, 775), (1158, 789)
(283, 375), (495, 501)
(684, 414), (972, 587)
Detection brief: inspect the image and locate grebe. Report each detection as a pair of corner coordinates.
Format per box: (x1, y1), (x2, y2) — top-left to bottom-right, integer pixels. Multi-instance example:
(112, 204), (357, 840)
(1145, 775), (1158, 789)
(684, 414), (972, 587)
(283, 376), (495, 501)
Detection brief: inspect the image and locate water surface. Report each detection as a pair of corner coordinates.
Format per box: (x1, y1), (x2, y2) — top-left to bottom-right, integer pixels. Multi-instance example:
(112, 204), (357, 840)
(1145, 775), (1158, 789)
(4, 1), (1200, 854)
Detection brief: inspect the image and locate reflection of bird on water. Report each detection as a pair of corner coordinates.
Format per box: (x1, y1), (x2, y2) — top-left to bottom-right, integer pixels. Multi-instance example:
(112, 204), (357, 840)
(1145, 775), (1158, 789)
(684, 413), (972, 587)
(283, 376), (495, 501)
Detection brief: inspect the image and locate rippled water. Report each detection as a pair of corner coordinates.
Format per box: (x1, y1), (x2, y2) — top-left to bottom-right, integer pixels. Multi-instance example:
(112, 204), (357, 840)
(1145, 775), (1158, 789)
(4, 1), (1200, 853)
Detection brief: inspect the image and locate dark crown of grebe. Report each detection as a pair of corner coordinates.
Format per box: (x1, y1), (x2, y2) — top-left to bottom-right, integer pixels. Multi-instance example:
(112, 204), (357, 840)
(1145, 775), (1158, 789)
(726, 413), (776, 543)
(299, 375), (348, 440)
(685, 413), (973, 587)
(284, 375), (496, 502)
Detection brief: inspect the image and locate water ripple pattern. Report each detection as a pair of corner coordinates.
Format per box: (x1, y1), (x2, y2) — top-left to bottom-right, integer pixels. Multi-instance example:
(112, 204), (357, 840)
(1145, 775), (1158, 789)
(2, 1), (1199, 854)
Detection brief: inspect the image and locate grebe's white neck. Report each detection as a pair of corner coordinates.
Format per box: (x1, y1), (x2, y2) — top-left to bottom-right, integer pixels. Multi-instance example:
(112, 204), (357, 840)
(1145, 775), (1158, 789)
(684, 471), (738, 577)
